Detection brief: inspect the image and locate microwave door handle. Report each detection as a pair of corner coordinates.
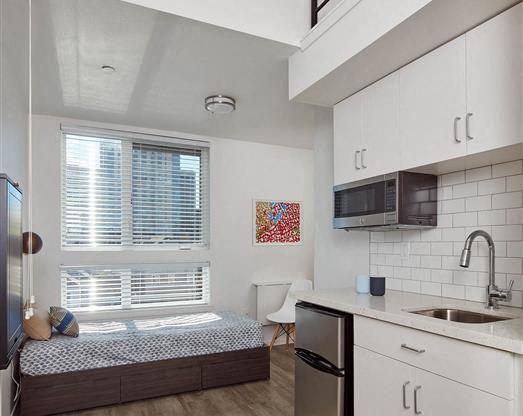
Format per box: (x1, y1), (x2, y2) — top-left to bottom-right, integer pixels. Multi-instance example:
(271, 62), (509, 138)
(355, 150), (361, 170)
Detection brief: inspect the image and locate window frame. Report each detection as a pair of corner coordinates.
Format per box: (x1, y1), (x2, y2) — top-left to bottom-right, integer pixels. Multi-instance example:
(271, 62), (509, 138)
(60, 127), (210, 251)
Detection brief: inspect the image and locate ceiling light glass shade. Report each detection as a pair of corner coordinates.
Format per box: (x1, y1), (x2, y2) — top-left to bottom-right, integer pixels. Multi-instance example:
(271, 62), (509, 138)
(205, 95), (236, 114)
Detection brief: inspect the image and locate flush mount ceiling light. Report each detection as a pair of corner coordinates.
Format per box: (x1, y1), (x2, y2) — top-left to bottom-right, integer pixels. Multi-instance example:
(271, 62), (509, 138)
(205, 95), (236, 114)
(101, 65), (116, 74)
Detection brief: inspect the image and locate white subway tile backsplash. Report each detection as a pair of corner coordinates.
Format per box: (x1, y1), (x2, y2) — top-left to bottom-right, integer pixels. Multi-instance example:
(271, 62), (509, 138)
(441, 228), (467, 242)
(421, 281), (442, 296)
(466, 166), (491, 182)
(454, 270), (478, 286)
(431, 269), (453, 283)
(507, 175), (523, 192)
(438, 186), (453, 200)
(410, 268), (431, 281)
(466, 195), (491, 212)
(442, 284), (465, 299)
(508, 242), (523, 258)
(452, 212), (477, 227)
(477, 209), (505, 226)
(453, 182), (477, 198)
(465, 286), (486, 303)
(492, 160), (523, 178)
(442, 198), (465, 214)
(441, 171), (465, 186)
(410, 242), (430, 255)
(437, 214), (453, 228)
(492, 191), (522, 209)
(477, 177), (505, 195)
(496, 257), (522, 274)
(370, 161), (523, 307)
(402, 280), (421, 293)
(430, 242), (453, 256)
(420, 255), (442, 269)
(491, 225), (522, 241)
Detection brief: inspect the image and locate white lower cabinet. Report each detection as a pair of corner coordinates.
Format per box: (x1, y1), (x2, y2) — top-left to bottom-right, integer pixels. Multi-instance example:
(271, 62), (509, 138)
(354, 345), (514, 416)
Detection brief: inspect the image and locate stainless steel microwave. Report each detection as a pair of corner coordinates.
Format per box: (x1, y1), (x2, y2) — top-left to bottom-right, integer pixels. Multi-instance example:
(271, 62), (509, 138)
(333, 172), (438, 230)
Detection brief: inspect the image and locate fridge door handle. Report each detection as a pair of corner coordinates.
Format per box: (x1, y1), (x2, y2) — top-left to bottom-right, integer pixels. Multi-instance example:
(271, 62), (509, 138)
(295, 348), (345, 378)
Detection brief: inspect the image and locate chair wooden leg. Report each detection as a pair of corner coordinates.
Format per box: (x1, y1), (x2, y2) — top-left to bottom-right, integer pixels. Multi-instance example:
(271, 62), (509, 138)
(285, 324), (290, 351)
(269, 324), (280, 351)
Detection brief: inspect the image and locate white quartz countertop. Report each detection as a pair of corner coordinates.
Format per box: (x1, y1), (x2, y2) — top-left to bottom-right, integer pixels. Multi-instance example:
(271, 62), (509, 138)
(297, 289), (523, 354)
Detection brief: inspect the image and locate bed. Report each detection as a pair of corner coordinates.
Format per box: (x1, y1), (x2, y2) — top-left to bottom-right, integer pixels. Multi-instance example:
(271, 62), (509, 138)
(20, 311), (269, 416)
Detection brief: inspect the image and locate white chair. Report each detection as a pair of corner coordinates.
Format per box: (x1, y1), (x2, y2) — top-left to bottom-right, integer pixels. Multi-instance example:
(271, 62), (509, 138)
(266, 279), (313, 351)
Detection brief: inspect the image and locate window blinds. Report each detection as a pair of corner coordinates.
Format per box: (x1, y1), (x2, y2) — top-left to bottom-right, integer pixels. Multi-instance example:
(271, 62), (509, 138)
(61, 263), (211, 311)
(61, 132), (209, 248)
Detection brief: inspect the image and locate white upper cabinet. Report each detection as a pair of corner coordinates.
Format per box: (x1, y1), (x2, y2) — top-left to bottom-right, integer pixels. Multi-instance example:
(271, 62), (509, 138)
(465, 4), (522, 154)
(333, 90), (363, 185)
(399, 35), (467, 169)
(361, 72), (401, 178)
(332, 3), (523, 185)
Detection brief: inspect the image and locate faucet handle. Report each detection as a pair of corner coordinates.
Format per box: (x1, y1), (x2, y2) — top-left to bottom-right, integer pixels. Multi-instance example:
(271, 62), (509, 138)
(508, 279), (515, 293)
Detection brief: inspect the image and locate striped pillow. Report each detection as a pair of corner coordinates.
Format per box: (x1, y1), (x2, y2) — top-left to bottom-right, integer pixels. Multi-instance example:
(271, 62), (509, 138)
(49, 306), (79, 337)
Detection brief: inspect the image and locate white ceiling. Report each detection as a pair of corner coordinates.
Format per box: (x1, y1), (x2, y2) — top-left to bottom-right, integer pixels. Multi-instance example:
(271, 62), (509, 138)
(31, 0), (320, 149)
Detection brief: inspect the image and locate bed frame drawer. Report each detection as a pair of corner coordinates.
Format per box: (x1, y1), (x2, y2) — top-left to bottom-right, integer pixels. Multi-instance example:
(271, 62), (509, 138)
(21, 376), (120, 416)
(121, 365), (202, 402)
(203, 355), (270, 388)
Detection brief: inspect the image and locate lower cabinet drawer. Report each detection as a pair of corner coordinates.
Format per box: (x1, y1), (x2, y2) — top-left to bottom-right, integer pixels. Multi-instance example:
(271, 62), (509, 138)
(354, 315), (514, 399)
(21, 376), (120, 416)
(121, 366), (202, 402)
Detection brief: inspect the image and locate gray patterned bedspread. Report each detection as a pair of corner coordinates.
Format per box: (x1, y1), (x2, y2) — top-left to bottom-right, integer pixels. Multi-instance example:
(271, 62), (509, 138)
(21, 311), (264, 376)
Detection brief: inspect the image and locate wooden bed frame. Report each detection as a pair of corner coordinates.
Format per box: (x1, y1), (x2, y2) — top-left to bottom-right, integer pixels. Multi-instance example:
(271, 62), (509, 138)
(20, 346), (270, 416)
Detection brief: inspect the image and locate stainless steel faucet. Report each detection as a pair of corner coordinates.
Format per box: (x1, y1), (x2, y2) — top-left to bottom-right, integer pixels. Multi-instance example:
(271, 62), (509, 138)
(459, 230), (514, 309)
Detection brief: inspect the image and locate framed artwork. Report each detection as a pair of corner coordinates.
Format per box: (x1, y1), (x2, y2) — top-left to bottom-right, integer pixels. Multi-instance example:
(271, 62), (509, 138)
(253, 200), (302, 245)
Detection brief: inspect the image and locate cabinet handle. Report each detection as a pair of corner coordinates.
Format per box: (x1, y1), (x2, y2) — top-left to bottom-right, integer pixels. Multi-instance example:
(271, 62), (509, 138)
(355, 150), (361, 170)
(402, 381), (411, 409)
(453, 116), (462, 143)
(466, 112), (474, 140)
(414, 385), (423, 414)
(361, 148), (367, 168)
(401, 343), (426, 354)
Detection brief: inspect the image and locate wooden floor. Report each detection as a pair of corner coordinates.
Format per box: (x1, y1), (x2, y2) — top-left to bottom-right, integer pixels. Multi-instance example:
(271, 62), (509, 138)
(60, 346), (294, 416)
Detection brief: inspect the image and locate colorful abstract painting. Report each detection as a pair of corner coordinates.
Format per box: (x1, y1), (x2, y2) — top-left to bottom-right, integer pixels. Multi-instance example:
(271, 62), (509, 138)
(254, 200), (302, 245)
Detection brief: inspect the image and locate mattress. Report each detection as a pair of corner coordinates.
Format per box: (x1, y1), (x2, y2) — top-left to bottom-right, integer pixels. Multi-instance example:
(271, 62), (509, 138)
(21, 311), (264, 376)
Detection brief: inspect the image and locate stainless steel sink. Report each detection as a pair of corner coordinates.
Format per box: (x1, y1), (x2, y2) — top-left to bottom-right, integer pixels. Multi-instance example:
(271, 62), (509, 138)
(409, 308), (512, 324)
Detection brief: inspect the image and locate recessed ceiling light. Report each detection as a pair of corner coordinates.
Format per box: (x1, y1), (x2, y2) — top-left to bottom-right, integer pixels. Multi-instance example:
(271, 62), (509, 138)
(205, 95), (236, 114)
(101, 65), (116, 74)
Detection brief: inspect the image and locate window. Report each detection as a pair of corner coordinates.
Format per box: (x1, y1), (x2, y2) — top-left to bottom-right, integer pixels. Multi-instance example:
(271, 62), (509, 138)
(61, 263), (210, 312)
(62, 131), (209, 248)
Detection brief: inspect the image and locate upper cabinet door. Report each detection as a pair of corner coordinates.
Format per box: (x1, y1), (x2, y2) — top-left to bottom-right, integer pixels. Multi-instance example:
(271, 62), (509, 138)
(333, 90), (363, 186)
(399, 36), (467, 169)
(362, 72), (400, 178)
(465, 4), (522, 154)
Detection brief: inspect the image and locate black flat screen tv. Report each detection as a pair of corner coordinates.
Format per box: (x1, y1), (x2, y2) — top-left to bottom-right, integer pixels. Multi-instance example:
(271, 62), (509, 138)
(0, 174), (23, 369)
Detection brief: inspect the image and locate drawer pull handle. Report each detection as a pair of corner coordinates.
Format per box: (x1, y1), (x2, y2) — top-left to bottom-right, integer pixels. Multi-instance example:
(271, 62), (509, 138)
(402, 381), (411, 409)
(414, 385), (423, 414)
(401, 343), (426, 354)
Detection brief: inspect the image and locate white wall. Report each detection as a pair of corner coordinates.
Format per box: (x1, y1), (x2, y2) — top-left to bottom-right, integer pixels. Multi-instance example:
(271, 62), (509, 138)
(121, 0), (309, 46)
(31, 115), (314, 328)
(0, 0), (29, 414)
(312, 108), (369, 289)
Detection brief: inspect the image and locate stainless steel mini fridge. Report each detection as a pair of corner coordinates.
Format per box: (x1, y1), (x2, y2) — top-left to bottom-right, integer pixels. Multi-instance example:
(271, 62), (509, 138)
(295, 302), (353, 416)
